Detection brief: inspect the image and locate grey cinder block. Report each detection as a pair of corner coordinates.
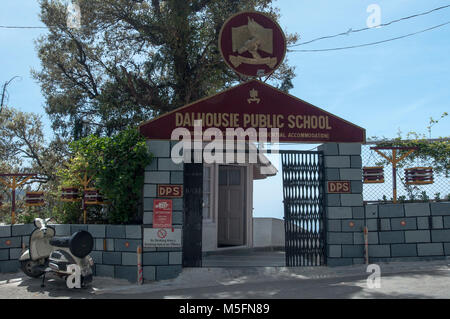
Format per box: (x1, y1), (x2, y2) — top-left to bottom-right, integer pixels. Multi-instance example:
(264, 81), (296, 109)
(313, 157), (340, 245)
(0, 260), (20, 273)
(103, 252), (122, 265)
(0, 237), (21, 249)
(143, 211), (153, 225)
(327, 232), (353, 245)
(405, 230), (431, 243)
(11, 224), (34, 236)
(143, 198), (155, 212)
(170, 172), (184, 184)
(340, 194), (363, 207)
(95, 264), (115, 278)
(444, 243), (450, 255)
(365, 219), (377, 231)
(342, 245), (364, 258)
(326, 258), (353, 267)
(404, 203), (430, 217)
(354, 232), (378, 245)
(379, 204), (404, 218)
(391, 244), (418, 257)
(324, 156), (350, 168)
(143, 252), (169, 265)
(432, 216), (444, 229)
(169, 251), (182, 265)
(145, 171), (170, 184)
(147, 140), (171, 158)
(326, 194), (340, 207)
(430, 203), (450, 216)
(327, 220), (341, 232)
(106, 225), (126, 239)
(325, 168), (340, 180)
(114, 239), (141, 252)
(417, 217), (430, 230)
(53, 224), (71, 236)
(172, 211), (183, 225)
(417, 243), (444, 256)
(126, 225), (142, 239)
(318, 143), (339, 155)
(350, 156), (362, 168)
(368, 245), (390, 257)
(156, 265), (182, 281)
(444, 216), (450, 229)
(9, 248), (22, 260)
(431, 230), (450, 243)
(339, 169), (362, 181)
(341, 219), (364, 232)
(352, 207), (365, 219)
(95, 239), (104, 251)
(327, 207), (352, 219)
(0, 249), (8, 261)
(122, 252), (138, 266)
(350, 181), (363, 194)
(143, 266), (156, 281)
(365, 205), (378, 218)
(338, 143), (361, 155)
(380, 219), (391, 231)
(391, 218), (417, 231)
(328, 245), (342, 258)
(158, 158), (183, 171)
(145, 159), (158, 171)
(87, 225), (106, 238)
(143, 184), (157, 198)
(379, 231), (405, 244)
(0, 226), (11, 238)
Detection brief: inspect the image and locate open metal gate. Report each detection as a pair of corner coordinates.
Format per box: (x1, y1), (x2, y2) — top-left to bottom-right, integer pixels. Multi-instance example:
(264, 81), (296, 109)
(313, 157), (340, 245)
(281, 150), (326, 266)
(182, 163), (203, 267)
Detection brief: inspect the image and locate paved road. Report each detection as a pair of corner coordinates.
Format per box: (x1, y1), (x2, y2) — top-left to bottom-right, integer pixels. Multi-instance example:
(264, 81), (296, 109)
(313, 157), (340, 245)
(1, 261), (449, 299)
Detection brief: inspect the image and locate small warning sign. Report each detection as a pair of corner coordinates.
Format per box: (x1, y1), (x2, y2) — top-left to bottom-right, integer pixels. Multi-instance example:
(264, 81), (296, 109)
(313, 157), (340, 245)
(143, 228), (182, 248)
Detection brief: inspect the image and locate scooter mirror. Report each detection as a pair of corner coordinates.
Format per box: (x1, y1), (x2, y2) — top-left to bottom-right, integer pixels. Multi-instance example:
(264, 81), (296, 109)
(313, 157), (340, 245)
(34, 218), (43, 229)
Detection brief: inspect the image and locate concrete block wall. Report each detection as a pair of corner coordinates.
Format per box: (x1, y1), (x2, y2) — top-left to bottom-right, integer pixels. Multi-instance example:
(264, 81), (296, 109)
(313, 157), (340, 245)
(0, 224), (143, 282)
(318, 143), (365, 266)
(362, 202), (450, 263)
(142, 140), (184, 281)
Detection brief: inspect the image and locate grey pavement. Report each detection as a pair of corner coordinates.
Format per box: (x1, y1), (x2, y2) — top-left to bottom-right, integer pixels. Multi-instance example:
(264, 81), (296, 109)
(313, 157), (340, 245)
(0, 259), (449, 299)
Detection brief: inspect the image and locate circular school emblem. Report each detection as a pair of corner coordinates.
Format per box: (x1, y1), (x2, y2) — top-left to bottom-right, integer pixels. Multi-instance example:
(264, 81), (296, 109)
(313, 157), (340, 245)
(219, 11), (287, 78)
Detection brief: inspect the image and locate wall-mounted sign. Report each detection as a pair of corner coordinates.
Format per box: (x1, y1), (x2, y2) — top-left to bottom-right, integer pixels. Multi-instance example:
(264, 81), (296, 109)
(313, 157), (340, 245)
(143, 228), (182, 248)
(153, 199), (173, 228)
(328, 181), (351, 193)
(219, 11), (286, 78)
(157, 185), (183, 198)
(140, 80), (366, 143)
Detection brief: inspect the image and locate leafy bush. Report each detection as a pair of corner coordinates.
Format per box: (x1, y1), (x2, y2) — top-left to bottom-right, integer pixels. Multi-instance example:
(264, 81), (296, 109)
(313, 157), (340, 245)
(58, 128), (153, 224)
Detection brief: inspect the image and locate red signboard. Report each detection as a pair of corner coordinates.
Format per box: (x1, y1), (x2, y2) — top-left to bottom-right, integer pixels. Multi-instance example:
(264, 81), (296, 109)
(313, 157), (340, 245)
(328, 181), (352, 194)
(140, 80), (366, 143)
(153, 199), (173, 228)
(219, 11), (286, 78)
(157, 185), (183, 198)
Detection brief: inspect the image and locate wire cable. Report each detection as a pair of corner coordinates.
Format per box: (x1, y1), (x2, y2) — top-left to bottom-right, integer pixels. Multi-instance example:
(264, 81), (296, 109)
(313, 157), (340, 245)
(288, 20), (450, 53)
(289, 4), (450, 47)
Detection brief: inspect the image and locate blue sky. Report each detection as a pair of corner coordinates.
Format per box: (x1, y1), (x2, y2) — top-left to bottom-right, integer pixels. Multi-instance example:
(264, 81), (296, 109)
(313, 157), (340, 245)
(1, 1), (449, 219)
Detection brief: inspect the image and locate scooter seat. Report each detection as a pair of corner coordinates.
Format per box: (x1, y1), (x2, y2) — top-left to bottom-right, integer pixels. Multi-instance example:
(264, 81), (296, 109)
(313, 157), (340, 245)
(50, 236), (71, 248)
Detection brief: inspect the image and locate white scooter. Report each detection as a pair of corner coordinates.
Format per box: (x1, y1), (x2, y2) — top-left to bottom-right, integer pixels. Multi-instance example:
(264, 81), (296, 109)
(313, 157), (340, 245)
(19, 218), (94, 288)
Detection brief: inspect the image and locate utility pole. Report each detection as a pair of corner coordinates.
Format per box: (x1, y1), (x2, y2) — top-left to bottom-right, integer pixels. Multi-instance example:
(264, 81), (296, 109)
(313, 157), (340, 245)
(1, 76), (21, 113)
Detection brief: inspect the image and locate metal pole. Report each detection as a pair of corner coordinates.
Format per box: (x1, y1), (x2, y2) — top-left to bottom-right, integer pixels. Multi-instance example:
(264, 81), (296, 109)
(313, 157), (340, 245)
(392, 149), (397, 204)
(11, 188), (16, 225)
(137, 245), (143, 285)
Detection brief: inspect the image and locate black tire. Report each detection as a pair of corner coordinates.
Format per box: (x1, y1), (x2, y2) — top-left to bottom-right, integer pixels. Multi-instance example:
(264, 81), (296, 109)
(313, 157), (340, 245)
(20, 259), (45, 278)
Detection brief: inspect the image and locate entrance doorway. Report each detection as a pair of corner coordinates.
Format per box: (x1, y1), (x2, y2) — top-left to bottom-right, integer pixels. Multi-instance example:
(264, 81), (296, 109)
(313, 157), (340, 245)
(217, 165), (246, 247)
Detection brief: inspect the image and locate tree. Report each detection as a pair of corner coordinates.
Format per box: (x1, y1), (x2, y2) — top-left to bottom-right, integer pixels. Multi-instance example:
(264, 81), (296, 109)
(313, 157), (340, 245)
(33, 0), (298, 139)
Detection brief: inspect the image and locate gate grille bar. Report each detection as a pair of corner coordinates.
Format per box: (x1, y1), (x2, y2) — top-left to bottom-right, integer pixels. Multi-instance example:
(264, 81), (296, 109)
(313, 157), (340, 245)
(281, 150), (326, 266)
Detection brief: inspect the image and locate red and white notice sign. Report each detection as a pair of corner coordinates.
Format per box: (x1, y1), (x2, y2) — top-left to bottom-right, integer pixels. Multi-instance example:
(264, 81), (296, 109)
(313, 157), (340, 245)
(153, 199), (173, 228)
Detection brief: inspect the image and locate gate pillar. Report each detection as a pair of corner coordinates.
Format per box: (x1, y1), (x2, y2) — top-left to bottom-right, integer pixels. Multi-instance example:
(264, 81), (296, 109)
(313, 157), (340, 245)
(318, 143), (365, 266)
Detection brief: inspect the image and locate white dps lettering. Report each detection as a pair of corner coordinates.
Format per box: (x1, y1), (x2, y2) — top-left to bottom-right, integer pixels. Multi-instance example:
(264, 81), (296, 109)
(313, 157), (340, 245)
(66, 264), (81, 289)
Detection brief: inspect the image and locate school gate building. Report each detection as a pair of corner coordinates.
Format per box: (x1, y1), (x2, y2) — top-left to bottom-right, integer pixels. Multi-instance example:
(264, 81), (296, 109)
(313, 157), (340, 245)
(137, 79), (369, 280)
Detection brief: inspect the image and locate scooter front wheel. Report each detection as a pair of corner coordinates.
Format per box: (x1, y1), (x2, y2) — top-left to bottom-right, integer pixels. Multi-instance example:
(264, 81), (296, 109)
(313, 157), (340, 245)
(20, 260), (45, 278)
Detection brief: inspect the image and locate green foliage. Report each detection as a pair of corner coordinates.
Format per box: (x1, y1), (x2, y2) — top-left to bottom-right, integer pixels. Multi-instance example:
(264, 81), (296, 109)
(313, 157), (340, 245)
(34, 0), (298, 139)
(58, 128), (153, 224)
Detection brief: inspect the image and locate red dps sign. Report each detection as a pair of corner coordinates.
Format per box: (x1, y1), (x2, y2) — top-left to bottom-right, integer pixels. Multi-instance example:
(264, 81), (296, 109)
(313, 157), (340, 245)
(153, 199), (173, 228)
(328, 181), (351, 193)
(157, 185), (183, 198)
